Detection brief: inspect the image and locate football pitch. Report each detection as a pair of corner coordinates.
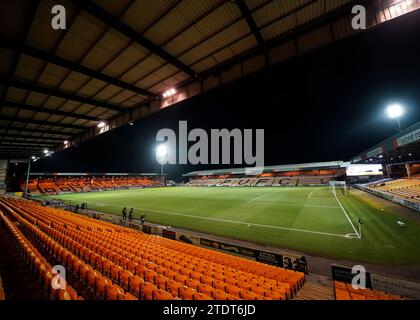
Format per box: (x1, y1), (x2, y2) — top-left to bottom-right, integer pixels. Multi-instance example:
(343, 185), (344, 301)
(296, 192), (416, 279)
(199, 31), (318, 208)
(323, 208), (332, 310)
(41, 187), (420, 265)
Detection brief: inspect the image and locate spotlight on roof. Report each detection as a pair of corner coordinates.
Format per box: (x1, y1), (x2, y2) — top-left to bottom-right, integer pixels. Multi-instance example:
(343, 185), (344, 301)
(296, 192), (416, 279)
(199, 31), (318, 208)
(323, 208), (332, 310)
(97, 121), (106, 128)
(129, 121), (134, 126)
(162, 88), (176, 98)
(31, 156), (36, 160)
(43, 149), (49, 154)
(386, 104), (404, 119)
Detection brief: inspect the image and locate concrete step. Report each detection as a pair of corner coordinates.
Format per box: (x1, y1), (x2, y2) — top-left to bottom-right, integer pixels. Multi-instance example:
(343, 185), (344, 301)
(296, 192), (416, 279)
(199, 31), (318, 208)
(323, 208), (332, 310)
(294, 282), (335, 300)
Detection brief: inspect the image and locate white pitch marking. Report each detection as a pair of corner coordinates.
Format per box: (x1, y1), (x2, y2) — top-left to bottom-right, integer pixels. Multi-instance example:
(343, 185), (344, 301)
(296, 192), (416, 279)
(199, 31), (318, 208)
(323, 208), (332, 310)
(247, 201), (340, 209)
(87, 201), (353, 239)
(308, 192), (313, 199)
(247, 193), (271, 203)
(329, 187), (360, 238)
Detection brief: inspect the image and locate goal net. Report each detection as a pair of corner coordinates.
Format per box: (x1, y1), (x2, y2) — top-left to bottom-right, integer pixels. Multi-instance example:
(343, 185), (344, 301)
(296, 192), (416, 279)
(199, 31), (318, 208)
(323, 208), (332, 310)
(329, 181), (348, 196)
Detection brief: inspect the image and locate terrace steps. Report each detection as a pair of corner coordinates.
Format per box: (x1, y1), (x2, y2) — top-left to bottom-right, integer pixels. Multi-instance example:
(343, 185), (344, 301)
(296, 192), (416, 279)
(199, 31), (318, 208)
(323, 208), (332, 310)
(293, 282), (334, 300)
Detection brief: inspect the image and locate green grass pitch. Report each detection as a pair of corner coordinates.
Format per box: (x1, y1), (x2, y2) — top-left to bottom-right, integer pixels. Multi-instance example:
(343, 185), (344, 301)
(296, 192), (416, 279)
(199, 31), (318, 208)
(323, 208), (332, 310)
(41, 187), (420, 265)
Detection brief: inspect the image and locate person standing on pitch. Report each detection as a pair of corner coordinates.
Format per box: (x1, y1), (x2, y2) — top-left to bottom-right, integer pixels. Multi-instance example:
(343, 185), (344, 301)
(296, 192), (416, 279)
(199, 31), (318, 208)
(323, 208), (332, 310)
(140, 213), (145, 225)
(128, 208), (134, 222)
(122, 207), (127, 222)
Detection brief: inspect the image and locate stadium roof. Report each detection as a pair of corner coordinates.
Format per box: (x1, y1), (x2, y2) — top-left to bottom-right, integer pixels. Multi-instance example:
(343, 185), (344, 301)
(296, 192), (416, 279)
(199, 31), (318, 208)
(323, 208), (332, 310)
(29, 172), (159, 176)
(351, 121), (420, 163)
(183, 160), (345, 177)
(1, 0), (419, 159)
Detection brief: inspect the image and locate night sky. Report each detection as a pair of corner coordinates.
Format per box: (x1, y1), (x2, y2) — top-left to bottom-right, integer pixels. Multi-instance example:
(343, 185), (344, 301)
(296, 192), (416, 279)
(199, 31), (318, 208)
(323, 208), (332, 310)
(32, 11), (420, 180)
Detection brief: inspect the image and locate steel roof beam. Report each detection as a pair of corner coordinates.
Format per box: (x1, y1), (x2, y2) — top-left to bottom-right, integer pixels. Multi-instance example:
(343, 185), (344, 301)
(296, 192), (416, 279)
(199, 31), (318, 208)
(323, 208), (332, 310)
(1, 115), (87, 130)
(0, 134), (64, 142)
(2, 100), (102, 122)
(0, 76), (125, 113)
(236, 0), (266, 50)
(0, 36), (157, 98)
(0, 125), (73, 136)
(69, 0), (197, 78)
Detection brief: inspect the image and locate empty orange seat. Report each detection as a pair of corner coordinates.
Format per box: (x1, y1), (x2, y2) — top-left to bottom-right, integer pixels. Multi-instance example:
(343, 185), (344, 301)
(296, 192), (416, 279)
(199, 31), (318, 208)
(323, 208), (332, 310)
(142, 282), (157, 300)
(179, 286), (196, 300)
(166, 280), (182, 297)
(155, 289), (175, 300)
(197, 283), (213, 296)
(119, 270), (131, 291)
(106, 284), (124, 300)
(241, 290), (258, 300)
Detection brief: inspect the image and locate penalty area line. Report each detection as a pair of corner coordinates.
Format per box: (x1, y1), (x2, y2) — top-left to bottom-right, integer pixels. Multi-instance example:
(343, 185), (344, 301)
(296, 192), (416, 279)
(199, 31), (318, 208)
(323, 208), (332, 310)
(330, 188), (361, 238)
(87, 201), (354, 239)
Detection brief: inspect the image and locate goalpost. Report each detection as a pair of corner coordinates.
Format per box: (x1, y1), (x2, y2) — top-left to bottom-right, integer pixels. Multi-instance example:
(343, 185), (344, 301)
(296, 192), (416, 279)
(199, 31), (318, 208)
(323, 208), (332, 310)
(329, 180), (349, 196)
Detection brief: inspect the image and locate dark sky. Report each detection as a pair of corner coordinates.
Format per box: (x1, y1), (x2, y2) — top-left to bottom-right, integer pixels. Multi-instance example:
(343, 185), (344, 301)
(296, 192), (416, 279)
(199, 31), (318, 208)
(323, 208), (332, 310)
(32, 11), (420, 180)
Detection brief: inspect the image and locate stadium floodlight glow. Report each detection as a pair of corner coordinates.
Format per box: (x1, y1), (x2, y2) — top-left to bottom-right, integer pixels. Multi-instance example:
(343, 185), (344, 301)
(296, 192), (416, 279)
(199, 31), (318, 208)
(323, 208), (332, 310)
(43, 149), (49, 154)
(162, 88), (176, 98)
(386, 104), (404, 119)
(31, 156), (36, 160)
(156, 144), (168, 157)
(97, 121), (106, 128)
(386, 103), (404, 132)
(156, 144), (168, 176)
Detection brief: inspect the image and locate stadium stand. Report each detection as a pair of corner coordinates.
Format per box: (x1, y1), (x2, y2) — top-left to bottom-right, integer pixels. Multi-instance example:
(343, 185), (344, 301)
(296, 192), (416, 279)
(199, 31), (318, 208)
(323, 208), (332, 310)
(187, 175), (335, 187)
(20, 175), (163, 195)
(334, 281), (405, 300)
(368, 178), (420, 200)
(0, 196), (305, 300)
(184, 162), (344, 187)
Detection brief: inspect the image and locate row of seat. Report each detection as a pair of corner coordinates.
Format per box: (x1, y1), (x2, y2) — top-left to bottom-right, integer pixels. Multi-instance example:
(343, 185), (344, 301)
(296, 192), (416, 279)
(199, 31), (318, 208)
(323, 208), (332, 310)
(0, 207), (80, 300)
(1, 196), (305, 300)
(369, 178), (420, 200)
(43, 202), (296, 296)
(334, 281), (405, 300)
(21, 198), (300, 292)
(1, 201), (138, 300)
(5, 199), (283, 300)
(24, 177), (160, 195)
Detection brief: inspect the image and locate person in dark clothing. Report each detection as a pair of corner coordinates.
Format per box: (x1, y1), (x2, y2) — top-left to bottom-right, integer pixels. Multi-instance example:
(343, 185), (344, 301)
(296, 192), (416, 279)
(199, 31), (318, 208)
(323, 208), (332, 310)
(128, 208), (134, 222)
(75, 204), (79, 213)
(140, 213), (145, 225)
(122, 207), (127, 221)
(81, 202), (85, 210)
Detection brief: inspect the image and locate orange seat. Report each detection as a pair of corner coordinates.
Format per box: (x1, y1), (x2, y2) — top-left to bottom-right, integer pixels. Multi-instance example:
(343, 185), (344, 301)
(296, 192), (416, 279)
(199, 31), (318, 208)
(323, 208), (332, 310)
(166, 280), (182, 298)
(241, 290), (258, 300)
(106, 284), (124, 300)
(119, 270), (131, 291)
(154, 289), (175, 300)
(142, 282), (157, 300)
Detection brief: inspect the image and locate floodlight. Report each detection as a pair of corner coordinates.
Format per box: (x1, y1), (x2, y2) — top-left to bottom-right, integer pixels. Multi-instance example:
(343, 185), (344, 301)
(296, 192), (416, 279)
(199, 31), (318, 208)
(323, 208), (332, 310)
(43, 149), (49, 154)
(386, 104), (403, 119)
(156, 144), (168, 157)
(163, 88), (176, 98)
(64, 140), (68, 144)
(97, 121), (106, 128)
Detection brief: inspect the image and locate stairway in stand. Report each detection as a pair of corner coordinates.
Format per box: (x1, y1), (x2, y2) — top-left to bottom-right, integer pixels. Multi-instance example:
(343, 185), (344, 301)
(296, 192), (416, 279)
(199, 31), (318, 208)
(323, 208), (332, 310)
(293, 282), (335, 300)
